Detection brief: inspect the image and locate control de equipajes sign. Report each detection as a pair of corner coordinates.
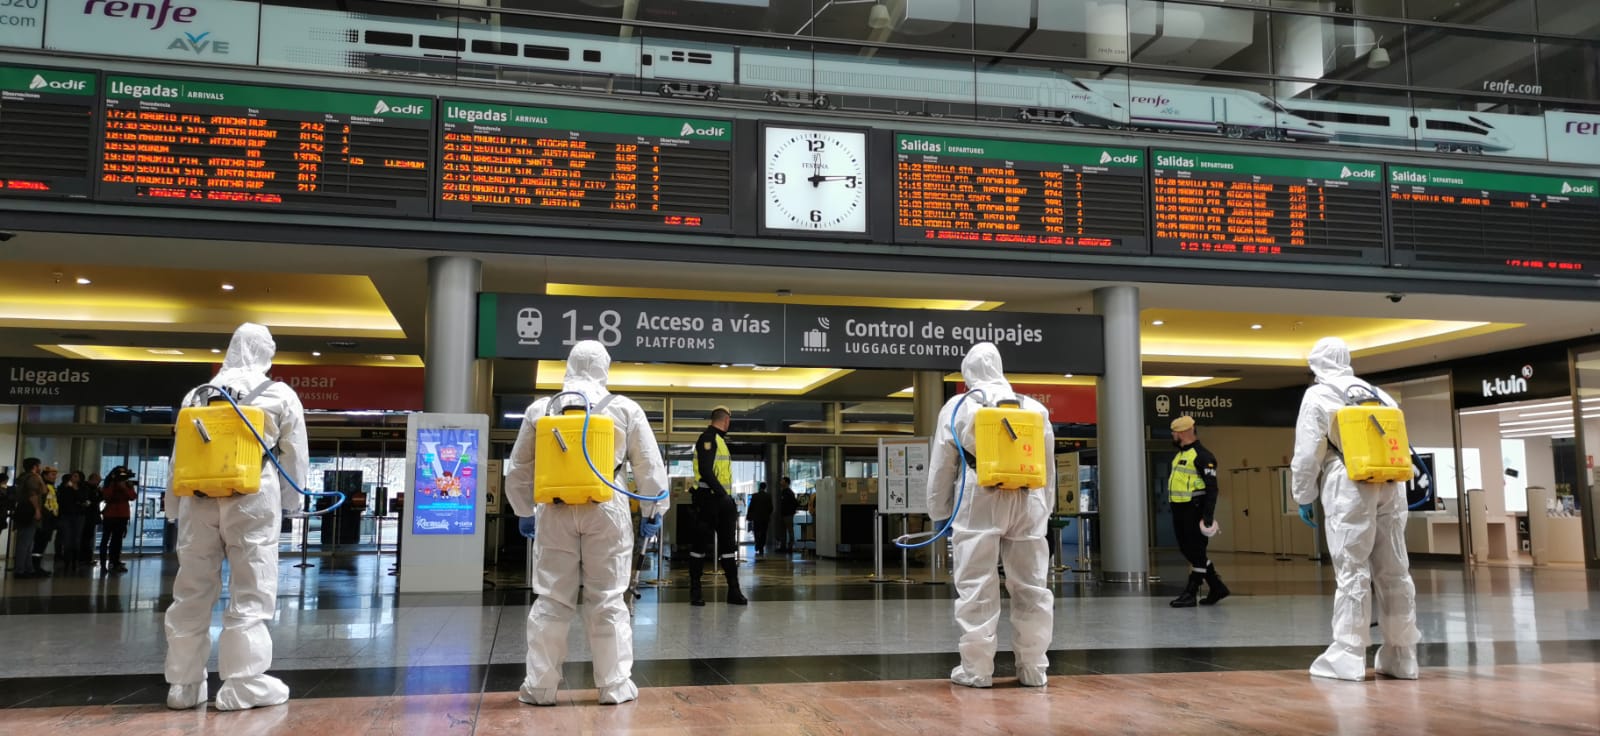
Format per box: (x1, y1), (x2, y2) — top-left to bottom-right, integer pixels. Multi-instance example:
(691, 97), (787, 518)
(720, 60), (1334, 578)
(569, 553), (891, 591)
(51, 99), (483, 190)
(479, 294), (1104, 374)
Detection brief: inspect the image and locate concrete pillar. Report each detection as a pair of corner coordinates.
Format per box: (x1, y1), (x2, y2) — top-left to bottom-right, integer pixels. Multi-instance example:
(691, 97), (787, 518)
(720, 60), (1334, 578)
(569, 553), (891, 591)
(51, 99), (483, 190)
(425, 256), (482, 414)
(1095, 285), (1149, 584)
(912, 371), (943, 437)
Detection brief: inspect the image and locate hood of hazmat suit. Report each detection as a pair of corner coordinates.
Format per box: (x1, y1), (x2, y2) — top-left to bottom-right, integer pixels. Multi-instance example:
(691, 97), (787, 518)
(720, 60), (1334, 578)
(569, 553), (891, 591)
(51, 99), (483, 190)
(925, 343), (1055, 689)
(503, 341), (670, 705)
(165, 323), (308, 711)
(1289, 337), (1420, 682)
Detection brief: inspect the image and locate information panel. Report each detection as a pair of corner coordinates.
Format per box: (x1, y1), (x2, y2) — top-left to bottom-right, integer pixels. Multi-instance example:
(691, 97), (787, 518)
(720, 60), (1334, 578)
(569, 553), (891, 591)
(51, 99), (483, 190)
(97, 77), (433, 216)
(893, 134), (1148, 252)
(0, 66), (96, 199)
(438, 102), (733, 232)
(1388, 166), (1600, 276)
(1151, 150), (1386, 265)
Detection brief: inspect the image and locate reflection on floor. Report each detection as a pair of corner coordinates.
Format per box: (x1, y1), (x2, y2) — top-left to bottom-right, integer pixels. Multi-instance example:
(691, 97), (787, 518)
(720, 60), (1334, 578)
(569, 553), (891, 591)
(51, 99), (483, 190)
(1, 547), (1596, 732)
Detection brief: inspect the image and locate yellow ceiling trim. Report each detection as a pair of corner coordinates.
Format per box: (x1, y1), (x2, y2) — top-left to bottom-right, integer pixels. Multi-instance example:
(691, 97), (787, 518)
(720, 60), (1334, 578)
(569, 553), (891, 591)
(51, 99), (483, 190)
(1139, 309), (1519, 366)
(534, 361), (854, 395)
(546, 283), (999, 312)
(42, 345), (423, 368)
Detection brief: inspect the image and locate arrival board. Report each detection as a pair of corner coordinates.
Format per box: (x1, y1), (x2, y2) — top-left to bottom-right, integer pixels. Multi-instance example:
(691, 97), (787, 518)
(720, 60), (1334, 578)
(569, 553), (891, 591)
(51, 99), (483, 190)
(1388, 166), (1600, 276)
(893, 134), (1149, 253)
(438, 102), (733, 232)
(1151, 150), (1386, 265)
(97, 77), (433, 216)
(0, 66), (96, 199)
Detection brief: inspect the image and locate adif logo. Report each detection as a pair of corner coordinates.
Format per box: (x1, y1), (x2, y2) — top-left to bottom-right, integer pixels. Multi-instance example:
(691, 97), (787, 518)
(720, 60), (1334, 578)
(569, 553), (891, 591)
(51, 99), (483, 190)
(374, 100), (425, 116)
(28, 75), (87, 92)
(1561, 181), (1596, 195)
(1482, 365), (1533, 398)
(1100, 151), (1140, 165)
(679, 122), (727, 137)
(1340, 166), (1378, 180)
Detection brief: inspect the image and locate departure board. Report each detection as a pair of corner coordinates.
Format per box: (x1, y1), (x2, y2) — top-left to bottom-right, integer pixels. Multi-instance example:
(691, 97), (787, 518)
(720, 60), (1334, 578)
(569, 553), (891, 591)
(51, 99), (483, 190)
(1388, 166), (1600, 276)
(97, 77), (432, 216)
(893, 134), (1148, 253)
(0, 66), (96, 199)
(438, 101), (733, 232)
(1151, 151), (1386, 265)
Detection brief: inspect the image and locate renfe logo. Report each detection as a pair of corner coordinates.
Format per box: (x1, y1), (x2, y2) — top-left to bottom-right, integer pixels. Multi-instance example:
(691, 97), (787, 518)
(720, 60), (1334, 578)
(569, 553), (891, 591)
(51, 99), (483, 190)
(1565, 120), (1600, 136)
(1130, 95), (1171, 107)
(1482, 365), (1533, 398)
(1100, 151), (1139, 164)
(81, 0), (198, 31)
(679, 122), (726, 137)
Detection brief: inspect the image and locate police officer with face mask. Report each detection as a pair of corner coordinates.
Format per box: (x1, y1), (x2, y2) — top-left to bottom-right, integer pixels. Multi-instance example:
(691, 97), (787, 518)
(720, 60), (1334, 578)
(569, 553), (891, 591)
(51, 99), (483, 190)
(1167, 416), (1229, 608)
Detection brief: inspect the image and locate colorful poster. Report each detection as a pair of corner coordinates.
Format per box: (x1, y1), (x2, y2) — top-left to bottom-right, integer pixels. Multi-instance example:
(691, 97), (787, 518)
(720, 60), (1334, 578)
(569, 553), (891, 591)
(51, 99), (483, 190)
(412, 427), (478, 535)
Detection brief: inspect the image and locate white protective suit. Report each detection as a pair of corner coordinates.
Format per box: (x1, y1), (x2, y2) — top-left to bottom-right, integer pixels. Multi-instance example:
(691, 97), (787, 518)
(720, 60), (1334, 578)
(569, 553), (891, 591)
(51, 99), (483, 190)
(1290, 337), (1421, 682)
(164, 323), (309, 711)
(926, 343), (1056, 688)
(505, 341), (669, 706)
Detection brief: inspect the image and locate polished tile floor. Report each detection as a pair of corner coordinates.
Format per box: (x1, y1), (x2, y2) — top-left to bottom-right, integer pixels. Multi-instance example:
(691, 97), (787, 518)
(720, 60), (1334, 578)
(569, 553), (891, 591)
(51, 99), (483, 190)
(2, 547), (1597, 734)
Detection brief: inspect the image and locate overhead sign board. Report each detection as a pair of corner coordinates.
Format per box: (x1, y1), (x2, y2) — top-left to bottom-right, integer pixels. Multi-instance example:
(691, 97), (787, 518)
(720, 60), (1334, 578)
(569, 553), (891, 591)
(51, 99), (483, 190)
(0, 65), (97, 199)
(478, 294), (1105, 375)
(1145, 387), (1301, 428)
(1449, 346), (1570, 410)
(1, 358), (210, 405)
(1388, 165), (1600, 276)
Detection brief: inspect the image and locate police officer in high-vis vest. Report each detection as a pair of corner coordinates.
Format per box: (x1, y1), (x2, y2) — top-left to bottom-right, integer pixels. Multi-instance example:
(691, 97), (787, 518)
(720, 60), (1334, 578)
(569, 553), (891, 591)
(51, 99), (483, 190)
(689, 406), (746, 606)
(1168, 416), (1229, 608)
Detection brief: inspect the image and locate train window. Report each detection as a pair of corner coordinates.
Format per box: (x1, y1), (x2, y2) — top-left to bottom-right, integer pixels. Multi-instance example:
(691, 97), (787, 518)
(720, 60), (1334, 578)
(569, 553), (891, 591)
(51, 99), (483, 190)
(471, 40), (517, 56)
(1072, 81), (1093, 92)
(419, 35), (465, 52)
(641, 53), (653, 66)
(525, 45), (571, 61)
(687, 52), (714, 65)
(1467, 116), (1495, 128)
(584, 50), (603, 63)
(363, 31), (413, 48)
(1294, 110), (1391, 126)
(1426, 120), (1488, 134)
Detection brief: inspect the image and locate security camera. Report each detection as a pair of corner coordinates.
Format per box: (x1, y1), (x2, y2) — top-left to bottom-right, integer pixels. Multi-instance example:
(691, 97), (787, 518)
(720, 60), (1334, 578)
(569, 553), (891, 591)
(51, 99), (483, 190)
(0, 231), (15, 242)
(1387, 293), (1405, 304)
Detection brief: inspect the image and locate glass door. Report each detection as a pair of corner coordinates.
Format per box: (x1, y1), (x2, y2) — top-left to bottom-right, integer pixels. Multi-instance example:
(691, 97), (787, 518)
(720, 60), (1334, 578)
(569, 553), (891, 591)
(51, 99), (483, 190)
(1565, 349), (1600, 566)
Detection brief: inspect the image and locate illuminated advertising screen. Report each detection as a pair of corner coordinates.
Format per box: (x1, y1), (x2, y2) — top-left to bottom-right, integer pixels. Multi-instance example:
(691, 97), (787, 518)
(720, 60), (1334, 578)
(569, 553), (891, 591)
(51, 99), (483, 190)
(1150, 150), (1387, 265)
(411, 427), (479, 536)
(1388, 166), (1600, 276)
(438, 101), (734, 232)
(893, 133), (1148, 253)
(97, 76), (433, 216)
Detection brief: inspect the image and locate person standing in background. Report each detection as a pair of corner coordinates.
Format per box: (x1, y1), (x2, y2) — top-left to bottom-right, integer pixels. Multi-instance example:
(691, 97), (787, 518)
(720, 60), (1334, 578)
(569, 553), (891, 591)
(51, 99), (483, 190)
(31, 466), (61, 578)
(101, 466), (138, 574)
(56, 471), (91, 574)
(748, 482), (773, 558)
(12, 459), (44, 578)
(81, 472), (103, 567)
(774, 476), (799, 554)
(1166, 416), (1229, 608)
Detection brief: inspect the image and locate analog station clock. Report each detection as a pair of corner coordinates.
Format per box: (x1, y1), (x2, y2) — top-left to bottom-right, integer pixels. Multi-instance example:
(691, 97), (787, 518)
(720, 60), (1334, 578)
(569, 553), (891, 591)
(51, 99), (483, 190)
(763, 126), (869, 234)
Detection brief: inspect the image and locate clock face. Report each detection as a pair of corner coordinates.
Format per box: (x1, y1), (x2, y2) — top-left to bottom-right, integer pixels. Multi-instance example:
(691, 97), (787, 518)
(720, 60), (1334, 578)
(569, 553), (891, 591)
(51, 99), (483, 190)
(764, 127), (868, 233)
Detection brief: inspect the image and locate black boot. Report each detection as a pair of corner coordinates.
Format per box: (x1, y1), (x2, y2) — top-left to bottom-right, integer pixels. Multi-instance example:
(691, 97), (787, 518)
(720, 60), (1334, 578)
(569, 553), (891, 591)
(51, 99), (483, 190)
(1200, 564), (1230, 606)
(688, 558), (706, 607)
(1170, 572), (1202, 608)
(721, 559), (748, 606)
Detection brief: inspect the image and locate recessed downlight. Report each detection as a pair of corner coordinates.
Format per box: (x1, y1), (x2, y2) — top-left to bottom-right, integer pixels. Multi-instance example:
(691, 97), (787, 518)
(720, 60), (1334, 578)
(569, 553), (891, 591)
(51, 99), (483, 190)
(312, 351), (322, 357)
(75, 277), (91, 285)
(220, 283), (235, 291)
(1150, 320), (1164, 326)
(147, 348), (183, 355)
(210, 348), (221, 354)
(1250, 324), (1263, 330)
(378, 354), (396, 361)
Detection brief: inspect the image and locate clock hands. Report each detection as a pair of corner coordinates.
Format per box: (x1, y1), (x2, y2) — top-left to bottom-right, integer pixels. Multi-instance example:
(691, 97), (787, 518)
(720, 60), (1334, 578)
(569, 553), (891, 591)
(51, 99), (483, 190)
(808, 175), (859, 187)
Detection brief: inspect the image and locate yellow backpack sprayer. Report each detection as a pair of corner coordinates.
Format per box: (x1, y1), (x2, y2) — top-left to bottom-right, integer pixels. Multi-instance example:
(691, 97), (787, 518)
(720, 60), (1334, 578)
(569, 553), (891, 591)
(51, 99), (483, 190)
(171, 381), (344, 512)
(1334, 383), (1414, 484)
(531, 391), (668, 504)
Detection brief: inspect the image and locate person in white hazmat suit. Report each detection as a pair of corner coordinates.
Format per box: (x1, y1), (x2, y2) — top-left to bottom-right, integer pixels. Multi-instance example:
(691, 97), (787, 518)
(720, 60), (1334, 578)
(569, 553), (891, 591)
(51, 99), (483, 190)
(506, 340), (669, 706)
(1290, 337), (1421, 682)
(164, 323), (309, 711)
(926, 343), (1056, 688)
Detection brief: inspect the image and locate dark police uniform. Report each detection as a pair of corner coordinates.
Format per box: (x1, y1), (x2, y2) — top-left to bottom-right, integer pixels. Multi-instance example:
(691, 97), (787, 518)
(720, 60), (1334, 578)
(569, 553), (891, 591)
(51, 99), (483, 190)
(689, 424), (745, 606)
(1169, 439), (1229, 607)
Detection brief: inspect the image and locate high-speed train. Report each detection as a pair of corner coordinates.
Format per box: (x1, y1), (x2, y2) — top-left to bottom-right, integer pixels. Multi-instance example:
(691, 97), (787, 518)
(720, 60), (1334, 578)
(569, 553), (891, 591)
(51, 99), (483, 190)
(257, 4), (1521, 153)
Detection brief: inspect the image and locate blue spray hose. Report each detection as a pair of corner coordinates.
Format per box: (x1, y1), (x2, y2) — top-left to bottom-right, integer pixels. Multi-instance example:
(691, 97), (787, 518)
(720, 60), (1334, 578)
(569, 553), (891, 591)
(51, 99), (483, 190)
(548, 390), (668, 503)
(894, 389), (986, 549)
(194, 385), (345, 515)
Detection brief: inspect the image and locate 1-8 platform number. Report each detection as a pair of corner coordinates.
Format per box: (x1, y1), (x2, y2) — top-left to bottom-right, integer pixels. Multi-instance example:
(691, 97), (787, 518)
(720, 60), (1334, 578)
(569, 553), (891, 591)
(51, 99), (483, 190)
(561, 309), (623, 347)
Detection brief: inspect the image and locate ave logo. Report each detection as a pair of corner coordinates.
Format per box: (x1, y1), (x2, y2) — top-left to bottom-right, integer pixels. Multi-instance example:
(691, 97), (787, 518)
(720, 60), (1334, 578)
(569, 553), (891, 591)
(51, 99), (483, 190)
(167, 31), (230, 55)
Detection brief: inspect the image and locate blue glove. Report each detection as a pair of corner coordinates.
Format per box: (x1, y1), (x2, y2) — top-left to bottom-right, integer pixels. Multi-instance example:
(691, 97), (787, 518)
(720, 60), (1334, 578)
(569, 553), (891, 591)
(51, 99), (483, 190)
(640, 514), (662, 539)
(1298, 504), (1317, 528)
(518, 514), (537, 539)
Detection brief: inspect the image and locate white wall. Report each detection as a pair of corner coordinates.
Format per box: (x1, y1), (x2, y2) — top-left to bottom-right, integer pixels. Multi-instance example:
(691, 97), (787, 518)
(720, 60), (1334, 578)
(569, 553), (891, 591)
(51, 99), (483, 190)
(1460, 412), (1507, 515)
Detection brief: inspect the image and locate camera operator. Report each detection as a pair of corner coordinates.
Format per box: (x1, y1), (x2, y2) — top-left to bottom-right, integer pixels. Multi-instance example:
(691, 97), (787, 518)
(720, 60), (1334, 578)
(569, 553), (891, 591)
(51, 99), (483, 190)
(101, 467), (138, 574)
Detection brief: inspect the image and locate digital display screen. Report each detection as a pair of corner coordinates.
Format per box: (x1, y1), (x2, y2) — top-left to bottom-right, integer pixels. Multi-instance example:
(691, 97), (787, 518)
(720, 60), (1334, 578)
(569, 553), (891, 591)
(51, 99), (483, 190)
(1388, 166), (1600, 276)
(97, 76), (432, 216)
(893, 134), (1148, 252)
(0, 66), (96, 199)
(1151, 150), (1386, 265)
(438, 101), (733, 232)
(412, 427), (479, 536)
